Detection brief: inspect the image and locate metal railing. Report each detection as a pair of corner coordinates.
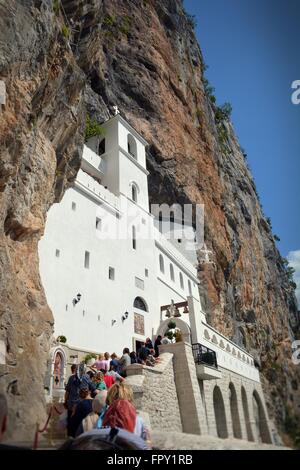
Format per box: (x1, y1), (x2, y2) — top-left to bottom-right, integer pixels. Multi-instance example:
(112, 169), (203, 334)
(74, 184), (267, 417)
(192, 343), (218, 369)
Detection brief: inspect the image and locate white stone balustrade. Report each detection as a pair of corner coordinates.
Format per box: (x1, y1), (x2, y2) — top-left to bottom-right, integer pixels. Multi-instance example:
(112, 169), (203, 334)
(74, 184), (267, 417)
(76, 169), (120, 211)
(82, 145), (106, 174)
(154, 227), (198, 280)
(199, 321), (260, 382)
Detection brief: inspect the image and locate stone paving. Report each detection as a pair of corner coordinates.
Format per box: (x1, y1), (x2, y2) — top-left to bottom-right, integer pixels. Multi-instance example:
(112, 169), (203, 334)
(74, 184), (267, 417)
(152, 431), (290, 450)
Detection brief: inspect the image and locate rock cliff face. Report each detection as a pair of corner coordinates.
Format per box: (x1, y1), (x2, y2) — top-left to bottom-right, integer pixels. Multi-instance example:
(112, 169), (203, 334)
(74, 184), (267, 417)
(0, 0), (299, 444)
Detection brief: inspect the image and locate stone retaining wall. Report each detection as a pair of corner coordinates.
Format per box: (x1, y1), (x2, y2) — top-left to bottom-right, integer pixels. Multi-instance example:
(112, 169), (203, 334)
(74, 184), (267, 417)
(125, 342), (277, 446)
(125, 352), (182, 432)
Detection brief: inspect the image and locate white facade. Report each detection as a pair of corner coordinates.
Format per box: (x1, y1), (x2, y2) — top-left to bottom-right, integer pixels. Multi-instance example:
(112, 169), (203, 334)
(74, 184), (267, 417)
(38, 114), (259, 384)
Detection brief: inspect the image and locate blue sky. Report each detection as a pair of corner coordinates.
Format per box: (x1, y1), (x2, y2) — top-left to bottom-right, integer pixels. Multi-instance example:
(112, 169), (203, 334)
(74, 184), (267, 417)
(184, 0), (300, 301)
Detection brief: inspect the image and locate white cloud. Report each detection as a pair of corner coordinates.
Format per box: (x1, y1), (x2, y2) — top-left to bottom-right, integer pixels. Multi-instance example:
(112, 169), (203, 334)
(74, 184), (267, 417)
(287, 250), (300, 306)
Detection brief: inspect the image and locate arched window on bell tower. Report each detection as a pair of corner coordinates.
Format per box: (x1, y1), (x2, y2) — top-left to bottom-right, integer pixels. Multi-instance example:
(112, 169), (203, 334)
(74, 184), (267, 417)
(127, 134), (137, 159)
(131, 182), (138, 203)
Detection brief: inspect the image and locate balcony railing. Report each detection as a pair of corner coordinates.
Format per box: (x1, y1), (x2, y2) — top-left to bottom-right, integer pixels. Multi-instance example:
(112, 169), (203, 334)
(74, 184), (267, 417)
(192, 343), (218, 369)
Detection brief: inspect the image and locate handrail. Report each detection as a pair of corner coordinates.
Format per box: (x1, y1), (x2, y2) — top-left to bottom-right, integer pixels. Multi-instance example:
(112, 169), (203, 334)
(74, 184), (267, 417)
(192, 343), (218, 369)
(32, 405), (63, 450)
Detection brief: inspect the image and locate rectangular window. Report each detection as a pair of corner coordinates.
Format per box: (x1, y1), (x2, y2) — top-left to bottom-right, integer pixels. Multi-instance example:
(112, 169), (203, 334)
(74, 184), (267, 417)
(109, 267), (115, 280)
(84, 251), (90, 269)
(145, 269), (149, 277)
(72, 202), (76, 211)
(132, 226), (137, 250)
(55, 249), (60, 258)
(96, 218), (102, 231)
(135, 277), (144, 290)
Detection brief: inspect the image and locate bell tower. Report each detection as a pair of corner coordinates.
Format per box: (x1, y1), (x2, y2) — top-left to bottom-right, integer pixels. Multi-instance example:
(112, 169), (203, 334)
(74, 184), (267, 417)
(85, 114), (149, 212)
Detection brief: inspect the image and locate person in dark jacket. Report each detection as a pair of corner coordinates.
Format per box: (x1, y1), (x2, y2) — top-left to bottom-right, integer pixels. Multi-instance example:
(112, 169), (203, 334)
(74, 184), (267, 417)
(138, 345), (150, 364)
(65, 364), (81, 436)
(154, 335), (162, 357)
(145, 337), (153, 350)
(68, 388), (93, 437)
(130, 351), (138, 364)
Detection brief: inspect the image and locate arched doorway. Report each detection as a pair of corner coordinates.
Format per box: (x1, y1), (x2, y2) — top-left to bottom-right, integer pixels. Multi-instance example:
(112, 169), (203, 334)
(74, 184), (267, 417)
(156, 317), (191, 343)
(213, 386), (228, 438)
(48, 346), (67, 400)
(241, 386), (254, 441)
(53, 352), (64, 389)
(229, 383), (242, 439)
(252, 390), (272, 443)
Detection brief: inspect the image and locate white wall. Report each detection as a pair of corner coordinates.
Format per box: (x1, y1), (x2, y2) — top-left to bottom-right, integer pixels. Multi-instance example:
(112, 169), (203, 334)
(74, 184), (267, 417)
(39, 184), (158, 355)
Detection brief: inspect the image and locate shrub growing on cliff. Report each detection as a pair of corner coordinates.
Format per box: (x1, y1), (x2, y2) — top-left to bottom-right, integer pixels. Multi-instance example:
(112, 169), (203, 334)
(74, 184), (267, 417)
(215, 102), (232, 124)
(85, 115), (105, 141)
(184, 11), (197, 29)
(280, 257), (297, 289)
(53, 0), (60, 15)
(103, 14), (117, 27)
(119, 16), (131, 36)
(62, 25), (70, 39)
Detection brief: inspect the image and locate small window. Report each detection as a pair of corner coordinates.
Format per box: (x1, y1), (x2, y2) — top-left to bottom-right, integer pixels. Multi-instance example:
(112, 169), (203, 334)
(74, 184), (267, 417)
(55, 249), (60, 258)
(179, 272), (184, 290)
(142, 218), (146, 225)
(145, 268), (149, 277)
(178, 239), (182, 243)
(72, 202), (76, 211)
(170, 263), (175, 282)
(109, 267), (115, 280)
(135, 277), (144, 290)
(132, 184), (137, 203)
(159, 213), (163, 233)
(84, 251), (90, 269)
(159, 254), (165, 273)
(188, 279), (192, 296)
(132, 226), (137, 250)
(98, 315), (100, 322)
(96, 218), (102, 231)
(98, 138), (105, 156)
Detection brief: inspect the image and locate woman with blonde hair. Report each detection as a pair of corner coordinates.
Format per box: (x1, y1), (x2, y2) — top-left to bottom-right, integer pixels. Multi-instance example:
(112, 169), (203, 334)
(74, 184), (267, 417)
(104, 383), (150, 443)
(106, 382), (133, 405)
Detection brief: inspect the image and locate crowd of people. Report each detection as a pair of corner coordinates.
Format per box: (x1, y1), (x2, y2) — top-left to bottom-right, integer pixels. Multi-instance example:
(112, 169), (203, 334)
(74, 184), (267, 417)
(0, 335), (173, 450)
(63, 335), (170, 448)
